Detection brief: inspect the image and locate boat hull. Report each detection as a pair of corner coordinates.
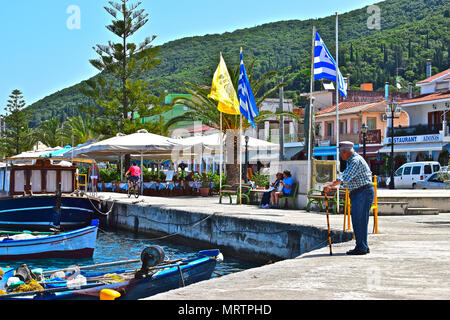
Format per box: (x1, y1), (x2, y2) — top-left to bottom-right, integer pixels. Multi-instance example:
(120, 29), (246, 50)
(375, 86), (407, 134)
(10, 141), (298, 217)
(0, 249), (220, 300)
(0, 224), (98, 261)
(74, 255), (218, 300)
(0, 195), (100, 231)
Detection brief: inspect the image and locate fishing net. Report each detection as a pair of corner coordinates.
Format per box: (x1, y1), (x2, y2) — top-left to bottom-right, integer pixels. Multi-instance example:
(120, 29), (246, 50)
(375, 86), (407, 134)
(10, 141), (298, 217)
(100, 273), (127, 284)
(13, 280), (44, 293)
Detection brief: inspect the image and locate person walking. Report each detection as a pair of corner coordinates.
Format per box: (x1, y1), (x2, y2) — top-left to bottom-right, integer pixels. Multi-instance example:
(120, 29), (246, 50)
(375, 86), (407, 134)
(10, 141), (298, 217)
(323, 141), (374, 255)
(88, 162), (101, 193)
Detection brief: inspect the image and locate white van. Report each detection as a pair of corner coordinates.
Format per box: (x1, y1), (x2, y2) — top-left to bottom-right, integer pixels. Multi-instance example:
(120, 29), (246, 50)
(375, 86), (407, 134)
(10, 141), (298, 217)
(387, 161), (441, 189)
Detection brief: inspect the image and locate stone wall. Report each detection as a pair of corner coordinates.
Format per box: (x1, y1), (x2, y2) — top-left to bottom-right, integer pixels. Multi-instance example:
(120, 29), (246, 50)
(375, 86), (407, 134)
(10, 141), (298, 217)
(106, 201), (352, 263)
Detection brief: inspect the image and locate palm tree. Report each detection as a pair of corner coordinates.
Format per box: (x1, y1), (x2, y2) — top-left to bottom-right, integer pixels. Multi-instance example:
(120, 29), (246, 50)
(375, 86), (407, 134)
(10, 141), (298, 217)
(165, 59), (300, 184)
(60, 115), (100, 146)
(36, 117), (64, 148)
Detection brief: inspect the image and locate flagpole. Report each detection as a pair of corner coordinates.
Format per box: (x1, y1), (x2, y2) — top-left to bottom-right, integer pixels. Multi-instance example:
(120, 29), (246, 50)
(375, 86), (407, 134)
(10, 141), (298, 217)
(335, 12), (340, 213)
(219, 111), (223, 194)
(239, 112), (243, 205)
(218, 52), (223, 197)
(239, 48), (243, 205)
(307, 25), (315, 193)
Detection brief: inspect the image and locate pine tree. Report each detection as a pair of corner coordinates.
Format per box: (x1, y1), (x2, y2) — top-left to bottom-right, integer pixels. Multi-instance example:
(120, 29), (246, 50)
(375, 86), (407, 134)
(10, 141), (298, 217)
(80, 0), (166, 136)
(3, 89), (31, 156)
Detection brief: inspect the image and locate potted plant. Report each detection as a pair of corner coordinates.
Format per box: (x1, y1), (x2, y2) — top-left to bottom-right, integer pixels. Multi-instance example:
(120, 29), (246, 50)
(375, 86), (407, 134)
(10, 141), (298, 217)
(199, 173), (210, 197)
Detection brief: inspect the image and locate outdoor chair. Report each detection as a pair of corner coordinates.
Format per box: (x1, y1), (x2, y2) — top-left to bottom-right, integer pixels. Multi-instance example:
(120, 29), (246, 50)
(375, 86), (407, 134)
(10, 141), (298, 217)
(219, 183), (252, 204)
(279, 183), (298, 209)
(306, 188), (345, 214)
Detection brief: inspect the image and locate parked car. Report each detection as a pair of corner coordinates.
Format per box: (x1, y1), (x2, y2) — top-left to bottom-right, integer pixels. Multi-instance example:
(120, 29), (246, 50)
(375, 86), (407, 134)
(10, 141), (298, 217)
(386, 161), (441, 189)
(416, 172), (450, 189)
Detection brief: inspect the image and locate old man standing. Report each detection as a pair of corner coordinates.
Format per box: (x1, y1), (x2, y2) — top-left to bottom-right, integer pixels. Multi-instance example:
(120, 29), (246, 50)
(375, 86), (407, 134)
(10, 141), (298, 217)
(323, 141), (374, 255)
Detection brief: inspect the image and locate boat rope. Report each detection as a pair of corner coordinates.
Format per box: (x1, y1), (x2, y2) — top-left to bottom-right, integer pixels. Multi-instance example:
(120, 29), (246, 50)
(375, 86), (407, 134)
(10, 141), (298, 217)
(86, 195), (116, 216)
(113, 211), (221, 242)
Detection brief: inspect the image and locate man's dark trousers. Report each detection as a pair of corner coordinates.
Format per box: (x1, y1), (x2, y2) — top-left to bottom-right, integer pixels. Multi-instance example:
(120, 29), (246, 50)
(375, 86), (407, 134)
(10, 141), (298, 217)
(349, 185), (375, 252)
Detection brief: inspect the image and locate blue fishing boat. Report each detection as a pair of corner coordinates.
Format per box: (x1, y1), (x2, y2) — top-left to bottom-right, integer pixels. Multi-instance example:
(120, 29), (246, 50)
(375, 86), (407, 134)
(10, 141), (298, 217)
(0, 195), (103, 231)
(0, 220), (99, 261)
(0, 157), (105, 231)
(0, 246), (222, 300)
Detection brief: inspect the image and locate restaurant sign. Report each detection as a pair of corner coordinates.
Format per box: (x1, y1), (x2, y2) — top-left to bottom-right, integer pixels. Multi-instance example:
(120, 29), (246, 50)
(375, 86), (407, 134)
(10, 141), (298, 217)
(384, 134), (441, 144)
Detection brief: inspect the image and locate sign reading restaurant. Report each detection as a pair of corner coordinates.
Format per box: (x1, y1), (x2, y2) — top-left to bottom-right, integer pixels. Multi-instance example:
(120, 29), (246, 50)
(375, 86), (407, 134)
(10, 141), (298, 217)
(384, 134), (441, 144)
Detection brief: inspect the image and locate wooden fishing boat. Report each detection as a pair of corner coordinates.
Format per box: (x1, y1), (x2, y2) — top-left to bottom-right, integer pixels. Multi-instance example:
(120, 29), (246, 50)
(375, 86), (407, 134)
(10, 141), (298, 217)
(0, 246), (222, 300)
(0, 195), (103, 231)
(0, 220), (98, 261)
(0, 158), (104, 231)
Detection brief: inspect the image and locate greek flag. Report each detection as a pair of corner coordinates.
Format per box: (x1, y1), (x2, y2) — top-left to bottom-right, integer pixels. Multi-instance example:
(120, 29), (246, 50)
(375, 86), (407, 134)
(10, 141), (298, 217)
(314, 32), (347, 98)
(238, 49), (258, 127)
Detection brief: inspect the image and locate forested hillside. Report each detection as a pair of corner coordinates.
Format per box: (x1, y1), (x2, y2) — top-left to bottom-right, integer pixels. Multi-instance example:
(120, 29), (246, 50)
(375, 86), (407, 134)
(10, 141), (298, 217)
(26, 0), (449, 127)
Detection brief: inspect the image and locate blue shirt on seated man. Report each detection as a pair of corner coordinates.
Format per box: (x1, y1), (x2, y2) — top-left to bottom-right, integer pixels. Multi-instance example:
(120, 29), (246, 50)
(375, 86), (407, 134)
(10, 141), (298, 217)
(270, 170), (293, 208)
(282, 174), (293, 195)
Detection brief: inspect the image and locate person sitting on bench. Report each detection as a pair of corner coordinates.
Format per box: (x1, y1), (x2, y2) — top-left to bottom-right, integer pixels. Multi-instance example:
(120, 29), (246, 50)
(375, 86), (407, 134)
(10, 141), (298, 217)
(260, 172), (283, 208)
(271, 170), (293, 208)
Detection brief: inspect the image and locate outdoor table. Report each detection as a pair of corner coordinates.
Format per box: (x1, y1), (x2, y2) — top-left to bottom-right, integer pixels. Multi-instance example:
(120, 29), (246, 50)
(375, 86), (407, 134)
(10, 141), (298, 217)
(250, 188), (269, 205)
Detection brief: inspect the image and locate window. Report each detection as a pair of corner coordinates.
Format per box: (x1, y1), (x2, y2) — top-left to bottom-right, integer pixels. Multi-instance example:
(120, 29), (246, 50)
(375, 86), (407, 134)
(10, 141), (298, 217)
(352, 119), (359, 134)
(367, 118), (377, 130)
(395, 167), (403, 176)
(339, 121), (347, 135)
(412, 166), (421, 175)
(403, 167), (412, 175)
(429, 173), (439, 182)
(424, 165), (432, 174)
(326, 122), (334, 137)
(433, 165), (440, 172)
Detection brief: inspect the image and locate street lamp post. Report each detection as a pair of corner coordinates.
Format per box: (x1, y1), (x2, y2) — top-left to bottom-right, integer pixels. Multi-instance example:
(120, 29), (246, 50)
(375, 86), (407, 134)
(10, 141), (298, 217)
(244, 135), (249, 183)
(361, 123), (368, 161)
(387, 99), (399, 190)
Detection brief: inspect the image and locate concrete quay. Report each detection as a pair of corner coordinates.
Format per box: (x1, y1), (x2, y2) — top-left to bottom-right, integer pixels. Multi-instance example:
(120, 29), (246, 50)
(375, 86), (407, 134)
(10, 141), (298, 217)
(95, 191), (450, 300)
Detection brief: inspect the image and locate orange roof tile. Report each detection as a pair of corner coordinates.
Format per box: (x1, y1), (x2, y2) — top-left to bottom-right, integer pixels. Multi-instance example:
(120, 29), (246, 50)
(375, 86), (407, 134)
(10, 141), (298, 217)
(317, 101), (386, 115)
(417, 68), (450, 84)
(398, 91), (450, 105)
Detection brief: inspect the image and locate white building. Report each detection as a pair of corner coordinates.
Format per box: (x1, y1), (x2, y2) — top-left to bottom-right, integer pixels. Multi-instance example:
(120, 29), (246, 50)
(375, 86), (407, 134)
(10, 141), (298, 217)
(256, 98), (300, 144)
(380, 67), (450, 163)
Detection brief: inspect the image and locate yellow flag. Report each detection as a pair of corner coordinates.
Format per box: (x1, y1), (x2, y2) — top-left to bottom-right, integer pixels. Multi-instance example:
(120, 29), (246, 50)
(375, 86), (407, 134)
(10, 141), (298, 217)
(208, 54), (240, 115)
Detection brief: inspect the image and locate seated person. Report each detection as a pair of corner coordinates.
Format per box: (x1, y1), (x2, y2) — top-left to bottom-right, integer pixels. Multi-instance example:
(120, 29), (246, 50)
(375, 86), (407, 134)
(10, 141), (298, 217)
(271, 170), (293, 208)
(260, 172), (283, 208)
(185, 172), (194, 182)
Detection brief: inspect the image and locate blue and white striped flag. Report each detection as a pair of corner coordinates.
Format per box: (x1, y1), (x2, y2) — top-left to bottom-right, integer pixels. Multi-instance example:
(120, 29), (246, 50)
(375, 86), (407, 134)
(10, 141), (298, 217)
(238, 49), (258, 128)
(314, 32), (347, 98)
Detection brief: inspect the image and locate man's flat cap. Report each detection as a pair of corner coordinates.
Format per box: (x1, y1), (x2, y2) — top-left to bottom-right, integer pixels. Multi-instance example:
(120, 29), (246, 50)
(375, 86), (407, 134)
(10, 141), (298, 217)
(339, 141), (354, 149)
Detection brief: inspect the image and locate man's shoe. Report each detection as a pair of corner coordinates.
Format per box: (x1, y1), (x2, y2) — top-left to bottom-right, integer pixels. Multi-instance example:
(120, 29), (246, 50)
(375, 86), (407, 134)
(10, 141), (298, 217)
(346, 248), (369, 255)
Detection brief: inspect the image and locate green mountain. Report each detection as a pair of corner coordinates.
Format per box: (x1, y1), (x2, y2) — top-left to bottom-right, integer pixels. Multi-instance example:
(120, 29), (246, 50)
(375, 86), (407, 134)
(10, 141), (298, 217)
(26, 0), (449, 127)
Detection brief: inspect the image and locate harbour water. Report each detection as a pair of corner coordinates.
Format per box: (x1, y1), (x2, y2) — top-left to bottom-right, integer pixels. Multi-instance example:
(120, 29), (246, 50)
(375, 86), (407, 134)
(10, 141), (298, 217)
(1, 228), (262, 278)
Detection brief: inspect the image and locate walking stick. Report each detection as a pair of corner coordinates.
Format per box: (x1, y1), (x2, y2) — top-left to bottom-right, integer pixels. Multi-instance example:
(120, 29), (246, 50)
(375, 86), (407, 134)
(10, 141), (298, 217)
(324, 191), (333, 256)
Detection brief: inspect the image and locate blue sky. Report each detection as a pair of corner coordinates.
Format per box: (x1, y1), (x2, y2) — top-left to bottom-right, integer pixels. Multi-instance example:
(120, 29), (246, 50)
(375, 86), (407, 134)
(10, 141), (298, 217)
(0, 0), (380, 114)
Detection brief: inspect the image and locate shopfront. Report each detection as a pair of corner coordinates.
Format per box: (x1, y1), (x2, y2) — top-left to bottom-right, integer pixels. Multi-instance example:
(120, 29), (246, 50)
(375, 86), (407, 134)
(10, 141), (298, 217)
(379, 133), (446, 163)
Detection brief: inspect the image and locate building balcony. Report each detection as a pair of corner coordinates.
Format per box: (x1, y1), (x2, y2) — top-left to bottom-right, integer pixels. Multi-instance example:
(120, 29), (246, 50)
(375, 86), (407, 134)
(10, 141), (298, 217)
(390, 124), (442, 137)
(317, 130), (381, 146)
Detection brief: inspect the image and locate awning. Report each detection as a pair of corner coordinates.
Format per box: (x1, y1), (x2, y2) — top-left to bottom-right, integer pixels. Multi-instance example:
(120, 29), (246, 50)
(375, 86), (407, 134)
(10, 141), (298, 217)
(284, 142), (305, 159)
(313, 145), (360, 157)
(356, 145), (383, 157)
(379, 143), (445, 153)
(313, 146), (338, 157)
